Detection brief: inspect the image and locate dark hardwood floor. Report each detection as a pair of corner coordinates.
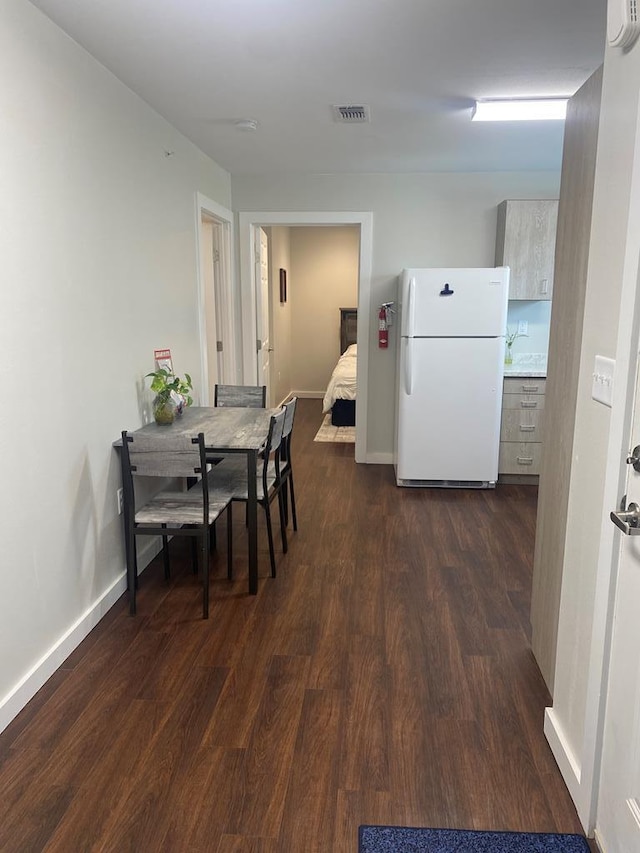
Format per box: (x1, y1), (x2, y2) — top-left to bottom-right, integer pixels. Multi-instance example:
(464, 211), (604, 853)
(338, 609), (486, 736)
(0, 399), (589, 852)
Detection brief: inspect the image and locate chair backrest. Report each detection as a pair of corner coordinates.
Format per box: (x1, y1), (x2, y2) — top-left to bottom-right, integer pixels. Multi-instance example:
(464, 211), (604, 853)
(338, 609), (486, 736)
(122, 431), (206, 479)
(281, 396), (297, 465)
(260, 408), (286, 486)
(214, 384), (266, 408)
(282, 396), (297, 439)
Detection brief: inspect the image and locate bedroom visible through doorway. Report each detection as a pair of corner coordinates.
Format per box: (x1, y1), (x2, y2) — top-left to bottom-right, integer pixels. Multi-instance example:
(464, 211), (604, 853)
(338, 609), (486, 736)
(257, 224), (359, 428)
(238, 211), (373, 463)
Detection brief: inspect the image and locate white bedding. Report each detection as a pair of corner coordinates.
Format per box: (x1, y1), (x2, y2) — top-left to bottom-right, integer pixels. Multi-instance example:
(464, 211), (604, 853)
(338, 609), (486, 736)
(322, 344), (357, 413)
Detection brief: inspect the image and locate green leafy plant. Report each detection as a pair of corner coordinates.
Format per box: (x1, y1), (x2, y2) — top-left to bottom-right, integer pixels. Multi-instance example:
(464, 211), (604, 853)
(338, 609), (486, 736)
(146, 369), (193, 421)
(147, 368), (193, 403)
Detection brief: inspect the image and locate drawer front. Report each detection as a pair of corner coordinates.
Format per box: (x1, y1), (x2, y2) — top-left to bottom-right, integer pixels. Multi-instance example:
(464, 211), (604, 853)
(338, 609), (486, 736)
(500, 408), (545, 442)
(499, 441), (543, 475)
(502, 393), (546, 411)
(503, 378), (546, 395)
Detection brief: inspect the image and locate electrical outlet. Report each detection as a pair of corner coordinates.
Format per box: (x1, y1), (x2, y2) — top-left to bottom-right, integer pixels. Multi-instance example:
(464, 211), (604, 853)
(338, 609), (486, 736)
(517, 320), (528, 336)
(117, 488), (124, 515)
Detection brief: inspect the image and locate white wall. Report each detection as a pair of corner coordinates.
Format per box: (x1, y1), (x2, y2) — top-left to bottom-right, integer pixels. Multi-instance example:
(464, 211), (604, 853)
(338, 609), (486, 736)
(267, 226), (293, 405)
(0, 0), (231, 729)
(231, 172), (561, 456)
(289, 226), (359, 396)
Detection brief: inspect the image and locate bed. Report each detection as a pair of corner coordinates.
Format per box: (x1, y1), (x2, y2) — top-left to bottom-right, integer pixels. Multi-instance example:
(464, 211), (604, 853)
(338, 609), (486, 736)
(322, 308), (357, 426)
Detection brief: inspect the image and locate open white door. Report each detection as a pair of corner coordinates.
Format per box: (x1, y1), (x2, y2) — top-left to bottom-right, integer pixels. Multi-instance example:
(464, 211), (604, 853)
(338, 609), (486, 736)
(256, 227), (271, 404)
(195, 194), (236, 405)
(200, 215), (220, 392)
(601, 340), (640, 851)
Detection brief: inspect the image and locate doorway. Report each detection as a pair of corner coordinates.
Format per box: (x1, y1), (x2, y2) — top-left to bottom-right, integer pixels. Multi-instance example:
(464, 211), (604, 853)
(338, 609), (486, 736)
(195, 193), (236, 405)
(256, 227), (272, 405)
(238, 211), (373, 463)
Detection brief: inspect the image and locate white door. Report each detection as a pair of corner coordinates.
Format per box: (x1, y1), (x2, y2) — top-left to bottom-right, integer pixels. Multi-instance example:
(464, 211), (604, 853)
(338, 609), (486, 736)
(256, 227), (271, 404)
(196, 196), (236, 404)
(600, 350), (640, 851)
(200, 215), (220, 393)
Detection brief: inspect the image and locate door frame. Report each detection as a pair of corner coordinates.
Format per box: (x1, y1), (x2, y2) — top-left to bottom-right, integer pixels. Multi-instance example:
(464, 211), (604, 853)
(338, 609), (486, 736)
(195, 193), (236, 404)
(238, 210), (373, 464)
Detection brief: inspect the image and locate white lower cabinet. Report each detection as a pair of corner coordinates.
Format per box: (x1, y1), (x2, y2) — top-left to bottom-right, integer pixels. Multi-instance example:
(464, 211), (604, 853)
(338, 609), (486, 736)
(499, 377), (546, 477)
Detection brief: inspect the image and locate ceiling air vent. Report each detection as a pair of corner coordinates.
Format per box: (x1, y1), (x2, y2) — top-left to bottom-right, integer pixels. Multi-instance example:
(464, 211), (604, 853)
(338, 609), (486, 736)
(332, 104), (370, 123)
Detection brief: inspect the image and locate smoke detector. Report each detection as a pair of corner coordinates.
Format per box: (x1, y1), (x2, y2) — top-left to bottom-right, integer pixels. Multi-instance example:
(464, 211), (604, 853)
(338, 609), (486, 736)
(234, 118), (258, 131)
(608, 0), (640, 48)
(332, 105), (370, 123)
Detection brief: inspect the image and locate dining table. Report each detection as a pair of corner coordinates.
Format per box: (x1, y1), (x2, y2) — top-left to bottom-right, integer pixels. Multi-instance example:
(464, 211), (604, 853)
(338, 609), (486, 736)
(116, 405), (279, 595)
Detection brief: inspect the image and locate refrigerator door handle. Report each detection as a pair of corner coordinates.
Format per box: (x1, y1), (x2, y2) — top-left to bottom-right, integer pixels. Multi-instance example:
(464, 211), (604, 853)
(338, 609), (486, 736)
(407, 277), (416, 338)
(404, 338), (414, 395)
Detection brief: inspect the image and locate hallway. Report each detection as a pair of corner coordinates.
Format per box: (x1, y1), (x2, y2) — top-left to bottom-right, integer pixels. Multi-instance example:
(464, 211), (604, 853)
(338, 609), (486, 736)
(0, 399), (586, 852)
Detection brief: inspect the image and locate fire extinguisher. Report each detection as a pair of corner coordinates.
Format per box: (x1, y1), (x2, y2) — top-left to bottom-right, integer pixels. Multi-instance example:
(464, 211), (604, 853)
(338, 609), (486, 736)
(378, 306), (388, 349)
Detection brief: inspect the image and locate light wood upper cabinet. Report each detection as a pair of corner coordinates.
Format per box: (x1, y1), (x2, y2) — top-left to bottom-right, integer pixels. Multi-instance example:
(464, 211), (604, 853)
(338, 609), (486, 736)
(495, 199), (559, 300)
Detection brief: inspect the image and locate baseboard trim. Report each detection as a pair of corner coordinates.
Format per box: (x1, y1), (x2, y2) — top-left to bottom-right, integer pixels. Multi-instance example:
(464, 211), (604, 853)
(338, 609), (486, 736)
(365, 452), (394, 465)
(544, 706), (582, 809)
(0, 538), (161, 735)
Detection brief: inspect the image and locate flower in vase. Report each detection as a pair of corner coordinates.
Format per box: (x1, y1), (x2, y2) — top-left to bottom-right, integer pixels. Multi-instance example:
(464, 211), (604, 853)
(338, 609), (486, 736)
(504, 328), (521, 365)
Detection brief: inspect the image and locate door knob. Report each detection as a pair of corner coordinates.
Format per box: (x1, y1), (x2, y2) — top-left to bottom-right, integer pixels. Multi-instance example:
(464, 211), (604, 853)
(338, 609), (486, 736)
(610, 502), (640, 535)
(627, 445), (640, 471)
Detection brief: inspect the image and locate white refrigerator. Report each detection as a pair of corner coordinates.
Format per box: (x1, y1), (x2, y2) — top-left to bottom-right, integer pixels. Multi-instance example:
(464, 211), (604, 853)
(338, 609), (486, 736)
(395, 267), (510, 488)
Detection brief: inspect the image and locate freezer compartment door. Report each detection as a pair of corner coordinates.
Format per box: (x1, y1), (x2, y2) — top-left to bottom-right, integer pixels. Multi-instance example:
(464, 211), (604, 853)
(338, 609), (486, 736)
(400, 268), (509, 338)
(396, 337), (503, 484)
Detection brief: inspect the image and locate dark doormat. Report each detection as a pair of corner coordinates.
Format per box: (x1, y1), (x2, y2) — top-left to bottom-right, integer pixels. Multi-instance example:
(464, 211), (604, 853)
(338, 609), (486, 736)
(359, 826), (591, 852)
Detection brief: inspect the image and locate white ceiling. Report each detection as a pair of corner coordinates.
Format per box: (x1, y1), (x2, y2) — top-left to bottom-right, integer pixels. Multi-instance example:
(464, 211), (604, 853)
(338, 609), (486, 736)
(29, 0), (607, 175)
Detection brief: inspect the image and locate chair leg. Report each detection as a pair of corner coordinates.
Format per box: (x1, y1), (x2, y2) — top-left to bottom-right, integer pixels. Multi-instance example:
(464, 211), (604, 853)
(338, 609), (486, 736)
(227, 503), (233, 580)
(201, 530), (209, 619)
(265, 504), (276, 578)
(126, 528), (137, 615)
(161, 524), (170, 580)
(277, 490), (288, 555)
(282, 480), (289, 525)
(289, 473), (298, 532)
(210, 520), (217, 551)
(133, 538), (139, 591)
(191, 535), (198, 574)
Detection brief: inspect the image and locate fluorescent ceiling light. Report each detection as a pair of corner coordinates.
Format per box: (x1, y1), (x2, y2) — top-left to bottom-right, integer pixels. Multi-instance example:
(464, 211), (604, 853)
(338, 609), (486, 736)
(472, 98), (568, 121)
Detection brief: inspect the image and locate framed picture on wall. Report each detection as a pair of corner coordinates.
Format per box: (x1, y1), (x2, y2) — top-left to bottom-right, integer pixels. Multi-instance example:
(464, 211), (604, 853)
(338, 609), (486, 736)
(279, 268), (287, 303)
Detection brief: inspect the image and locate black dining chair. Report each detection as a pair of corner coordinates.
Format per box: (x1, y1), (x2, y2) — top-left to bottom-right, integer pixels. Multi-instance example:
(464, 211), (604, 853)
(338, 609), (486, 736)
(280, 396), (298, 532)
(214, 384), (267, 408)
(120, 430), (234, 618)
(207, 407), (287, 579)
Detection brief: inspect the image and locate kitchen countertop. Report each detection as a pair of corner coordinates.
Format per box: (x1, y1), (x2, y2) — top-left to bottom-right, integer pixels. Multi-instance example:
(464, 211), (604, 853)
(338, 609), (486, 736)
(503, 367), (547, 378)
(503, 353), (547, 378)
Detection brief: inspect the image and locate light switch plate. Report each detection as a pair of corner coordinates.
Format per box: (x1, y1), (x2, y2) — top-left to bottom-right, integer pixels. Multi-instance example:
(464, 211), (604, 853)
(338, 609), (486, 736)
(518, 320), (528, 336)
(592, 355), (615, 407)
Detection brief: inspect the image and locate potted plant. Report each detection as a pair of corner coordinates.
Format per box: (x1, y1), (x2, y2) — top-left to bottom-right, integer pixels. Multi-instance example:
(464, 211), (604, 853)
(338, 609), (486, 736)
(146, 368), (193, 425)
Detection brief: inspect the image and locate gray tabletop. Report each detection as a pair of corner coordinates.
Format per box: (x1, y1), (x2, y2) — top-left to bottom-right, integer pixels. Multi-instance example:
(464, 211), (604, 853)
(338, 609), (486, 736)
(119, 406), (278, 452)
